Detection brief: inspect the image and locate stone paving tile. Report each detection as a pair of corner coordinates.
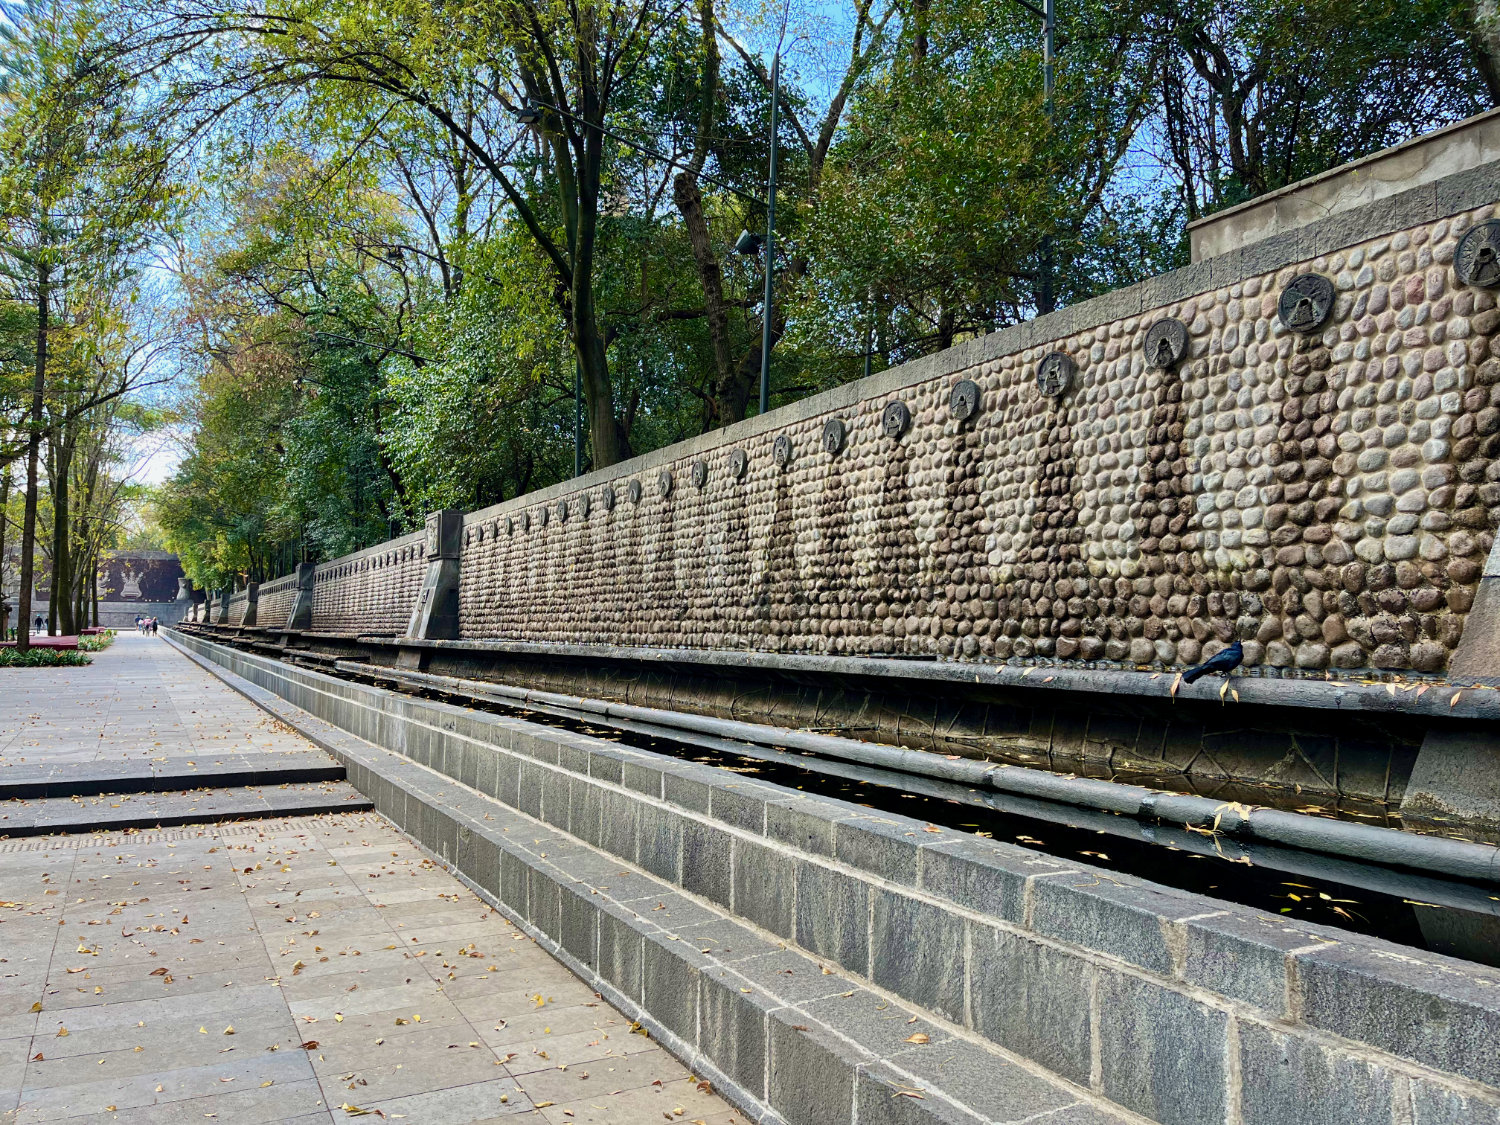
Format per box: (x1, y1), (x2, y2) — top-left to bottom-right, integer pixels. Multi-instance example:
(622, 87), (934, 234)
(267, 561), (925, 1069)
(0, 632), (316, 774)
(0, 630), (751, 1124)
(0, 813), (747, 1124)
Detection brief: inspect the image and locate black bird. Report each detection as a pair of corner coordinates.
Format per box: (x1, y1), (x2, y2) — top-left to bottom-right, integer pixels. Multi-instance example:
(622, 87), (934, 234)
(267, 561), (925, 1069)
(1182, 639), (1244, 684)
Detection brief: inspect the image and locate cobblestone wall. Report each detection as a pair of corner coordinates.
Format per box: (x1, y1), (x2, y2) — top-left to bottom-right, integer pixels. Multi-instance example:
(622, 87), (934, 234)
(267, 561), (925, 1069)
(452, 202), (1500, 676)
(228, 591), (249, 626)
(259, 167), (1500, 678)
(255, 575), (297, 629)
(309, 532), (427, 635)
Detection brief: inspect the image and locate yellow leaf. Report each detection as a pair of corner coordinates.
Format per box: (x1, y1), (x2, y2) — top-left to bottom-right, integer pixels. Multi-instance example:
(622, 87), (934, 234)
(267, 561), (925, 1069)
(1169, 672), (1182, 700)
(56, 1028), (68, 1038)
(260, 1081), (273, 1088)
(1451, 691), (1463, 708)
(29, 1002), (41, 1013)
(904, 1033), (930, 1044)
(223, 1026), (234, 1035)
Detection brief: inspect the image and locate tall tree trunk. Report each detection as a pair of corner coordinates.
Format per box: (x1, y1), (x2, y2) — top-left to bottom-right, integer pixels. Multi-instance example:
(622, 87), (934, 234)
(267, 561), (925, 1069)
(16, 262), (48, 652)
(49, 426), (74, 636)
(0, 463), (10, 639)
(1466, 0), (1500, 105)
(672, 173), (742, 427)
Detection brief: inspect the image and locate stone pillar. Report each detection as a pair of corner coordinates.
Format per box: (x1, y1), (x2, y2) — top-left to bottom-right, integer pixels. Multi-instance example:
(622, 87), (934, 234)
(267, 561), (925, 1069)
(406, 510), (463, 641)
(286, 562), (318, 631)
(176, 577), (193, 604)
(1403, 536), (1500, 831)
(215, 587), (231, 625)
(242, 581), (259, 628)
(1448, 534), (1500, 681)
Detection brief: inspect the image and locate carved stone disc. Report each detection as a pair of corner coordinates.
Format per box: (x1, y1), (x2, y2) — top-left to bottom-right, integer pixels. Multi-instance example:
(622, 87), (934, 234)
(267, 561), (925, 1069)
(950, 379), (980, 421)
(1143, 319), (1189, 370)
(773, 434), (792, 468)
(881, 400), (911, 438)
(1277, 274), (1335, 334)
(1455, 219), (1500, 288)
(822, 418), (847, 455)
(657, 469), (673, 498)
(538, 505), (549, 527)
(579, 494), (591, 519)
(520, 511), (531, 532)
(556, 499), (568, 523)
(1036, 353), (1075, 397)
(728, 448), (748, 479)
(627, 479), (642, 504)
(692, 460), (709, 489)
(602, 485), (616, 511)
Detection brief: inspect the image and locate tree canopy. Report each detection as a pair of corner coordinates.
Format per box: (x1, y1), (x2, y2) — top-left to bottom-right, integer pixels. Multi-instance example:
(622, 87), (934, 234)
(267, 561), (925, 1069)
(1, 0), (1494, 609)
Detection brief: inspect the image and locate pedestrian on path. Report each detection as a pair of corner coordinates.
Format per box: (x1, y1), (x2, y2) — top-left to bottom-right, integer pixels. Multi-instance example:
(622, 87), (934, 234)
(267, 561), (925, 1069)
(34, 614), (43, 633)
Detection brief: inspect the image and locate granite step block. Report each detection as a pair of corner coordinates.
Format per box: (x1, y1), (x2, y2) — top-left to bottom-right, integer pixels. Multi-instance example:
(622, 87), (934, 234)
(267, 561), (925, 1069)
(0, 753), (345, 800)
(0, 781), (372, 837)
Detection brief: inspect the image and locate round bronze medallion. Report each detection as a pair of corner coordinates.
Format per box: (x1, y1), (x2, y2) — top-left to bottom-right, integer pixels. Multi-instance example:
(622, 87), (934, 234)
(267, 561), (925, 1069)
(881, 400), (911, 438)
(692, 460), (709, 489)
(556, 499), (568, 523)
(728, 448), (748, 479)
(1143, 319), (1189, 370)
(1277, 274), (1336, 334)
(773, 434), (793, 468)
(602, 485), (616, 511)
(950, 379), (980, 421)
(1455, 219), (1500, 288)
(1036, 353), (1075, 397)
(627, 479), (642, 504)
(822, 418), (847, 455)
(657, 469), (673, 498)
(579, 494), (591, 519)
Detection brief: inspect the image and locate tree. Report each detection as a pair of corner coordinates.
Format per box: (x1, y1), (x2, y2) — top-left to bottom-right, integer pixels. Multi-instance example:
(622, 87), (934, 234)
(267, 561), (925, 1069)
(0, 0), (175, 645)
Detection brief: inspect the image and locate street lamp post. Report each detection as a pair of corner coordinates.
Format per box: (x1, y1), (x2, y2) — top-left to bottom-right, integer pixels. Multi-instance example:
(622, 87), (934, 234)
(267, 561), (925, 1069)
(758, 51), (780, 416)
(1040, 0), (1056, 315)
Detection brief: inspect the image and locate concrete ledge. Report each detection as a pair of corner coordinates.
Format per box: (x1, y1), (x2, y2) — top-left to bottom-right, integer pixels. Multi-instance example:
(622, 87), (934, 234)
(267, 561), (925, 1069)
(165, 632), (1136, 1125)
(180, 622), (1500, 721)
(170, 630), (1500, 1123)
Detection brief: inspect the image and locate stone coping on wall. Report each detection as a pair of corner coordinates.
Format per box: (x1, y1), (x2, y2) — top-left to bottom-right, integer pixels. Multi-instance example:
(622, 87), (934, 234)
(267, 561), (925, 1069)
(308, 528), (427, 578)
(246, 151), (1500, 683)
(311, 632), (1500, 721)
(436, 154), (1500, 526)
(170, 630), (1500, 1125)
(1189, 109), (1500, 263)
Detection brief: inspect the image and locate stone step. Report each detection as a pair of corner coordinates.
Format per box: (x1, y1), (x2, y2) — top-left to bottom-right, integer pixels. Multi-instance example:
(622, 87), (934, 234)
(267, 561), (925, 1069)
(0, 780), (373, 837)
(0, 752), (345, 800)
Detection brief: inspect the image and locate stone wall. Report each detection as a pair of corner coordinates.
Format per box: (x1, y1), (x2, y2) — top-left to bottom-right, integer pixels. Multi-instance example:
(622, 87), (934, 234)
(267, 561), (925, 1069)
(309, 531), (427, 635)
(268, 153), (1500, 679)
(255, 574), (298, 629)
(176, 630), (1500, 1125)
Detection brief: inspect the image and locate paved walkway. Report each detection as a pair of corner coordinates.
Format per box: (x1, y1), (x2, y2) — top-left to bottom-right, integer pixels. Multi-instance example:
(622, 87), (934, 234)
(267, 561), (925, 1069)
(0, 635), (743, 1125)
(1, 632), (311, 770)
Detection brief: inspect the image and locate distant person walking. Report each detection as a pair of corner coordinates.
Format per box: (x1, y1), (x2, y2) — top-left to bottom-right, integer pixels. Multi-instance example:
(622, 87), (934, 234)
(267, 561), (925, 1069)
(34, 614), (43, 633)
(150, 617), (159, 635)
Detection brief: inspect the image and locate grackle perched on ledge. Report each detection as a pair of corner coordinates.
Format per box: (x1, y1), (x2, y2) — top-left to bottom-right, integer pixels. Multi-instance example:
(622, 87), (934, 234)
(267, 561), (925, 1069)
(1181, 639), (1244, 684)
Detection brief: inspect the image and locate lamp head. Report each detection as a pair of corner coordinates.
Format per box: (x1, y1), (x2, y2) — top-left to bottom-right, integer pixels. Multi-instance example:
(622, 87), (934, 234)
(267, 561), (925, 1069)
(734, 229), (764, 256)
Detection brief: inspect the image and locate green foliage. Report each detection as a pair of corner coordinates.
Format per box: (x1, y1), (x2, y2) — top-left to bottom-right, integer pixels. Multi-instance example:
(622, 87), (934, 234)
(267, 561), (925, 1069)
(0, 646), (90, 666)
(124, 0), (1496, 588)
